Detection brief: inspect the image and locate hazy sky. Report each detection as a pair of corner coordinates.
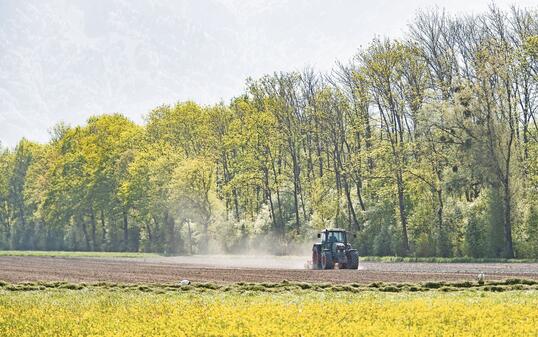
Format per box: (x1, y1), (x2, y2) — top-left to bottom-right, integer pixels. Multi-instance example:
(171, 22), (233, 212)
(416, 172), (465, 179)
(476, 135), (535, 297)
(1, 0), (536, 147)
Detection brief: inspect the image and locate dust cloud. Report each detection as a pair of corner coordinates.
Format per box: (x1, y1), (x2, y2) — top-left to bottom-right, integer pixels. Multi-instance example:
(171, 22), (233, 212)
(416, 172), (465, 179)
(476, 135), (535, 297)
(144, 254), (311, 269)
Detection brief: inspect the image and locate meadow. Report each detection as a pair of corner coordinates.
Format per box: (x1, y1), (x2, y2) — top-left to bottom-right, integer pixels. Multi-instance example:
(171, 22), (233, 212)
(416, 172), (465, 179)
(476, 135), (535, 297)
(1, 282), (537, 337)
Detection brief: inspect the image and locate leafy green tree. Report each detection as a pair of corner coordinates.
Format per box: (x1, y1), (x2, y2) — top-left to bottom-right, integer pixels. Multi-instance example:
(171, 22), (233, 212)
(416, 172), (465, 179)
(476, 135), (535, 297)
(0, 148), (14, 249)
(2, 6), (538, 258)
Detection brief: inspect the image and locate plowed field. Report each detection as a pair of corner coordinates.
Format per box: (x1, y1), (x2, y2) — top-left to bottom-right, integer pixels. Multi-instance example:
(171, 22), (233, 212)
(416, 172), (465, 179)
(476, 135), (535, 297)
(1, 255), (538, 284)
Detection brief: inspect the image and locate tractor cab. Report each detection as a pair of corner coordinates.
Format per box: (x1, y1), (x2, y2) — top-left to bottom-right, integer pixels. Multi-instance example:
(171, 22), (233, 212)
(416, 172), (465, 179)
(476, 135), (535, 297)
(319, 229), (347, 244)
(312, 228), (359, 270)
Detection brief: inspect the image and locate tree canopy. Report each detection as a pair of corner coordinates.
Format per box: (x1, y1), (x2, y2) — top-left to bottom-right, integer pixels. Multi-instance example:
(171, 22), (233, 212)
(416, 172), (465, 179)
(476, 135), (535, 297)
(1, 5), (538, 257)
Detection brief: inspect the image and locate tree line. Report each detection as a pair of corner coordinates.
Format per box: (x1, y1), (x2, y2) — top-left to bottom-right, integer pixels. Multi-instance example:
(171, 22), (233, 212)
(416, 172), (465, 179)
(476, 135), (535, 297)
(1, 5), (538, 257)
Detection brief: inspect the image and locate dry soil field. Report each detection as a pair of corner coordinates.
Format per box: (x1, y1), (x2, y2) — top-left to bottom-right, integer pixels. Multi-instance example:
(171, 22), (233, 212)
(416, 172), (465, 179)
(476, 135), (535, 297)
(1, 255), (538, 284)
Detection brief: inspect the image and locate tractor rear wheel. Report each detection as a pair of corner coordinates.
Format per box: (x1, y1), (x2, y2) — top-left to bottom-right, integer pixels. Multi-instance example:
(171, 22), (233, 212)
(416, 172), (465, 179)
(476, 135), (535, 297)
(347, 250), (359, 269)
(321, 251), (334, 270)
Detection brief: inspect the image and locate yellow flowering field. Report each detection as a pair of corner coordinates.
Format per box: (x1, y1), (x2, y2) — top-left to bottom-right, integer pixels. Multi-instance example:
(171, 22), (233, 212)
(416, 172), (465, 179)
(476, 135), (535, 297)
(0, 288), (537, 337)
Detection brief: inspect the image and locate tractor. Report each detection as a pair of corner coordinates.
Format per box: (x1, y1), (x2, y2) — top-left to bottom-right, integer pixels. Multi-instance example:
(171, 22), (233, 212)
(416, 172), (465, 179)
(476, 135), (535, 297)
(312, 228), (359, 270)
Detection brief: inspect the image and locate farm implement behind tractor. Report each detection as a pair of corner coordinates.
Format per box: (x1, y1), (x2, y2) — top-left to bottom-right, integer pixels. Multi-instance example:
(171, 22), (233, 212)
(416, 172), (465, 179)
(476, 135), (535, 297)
(311, 228), (359, 270)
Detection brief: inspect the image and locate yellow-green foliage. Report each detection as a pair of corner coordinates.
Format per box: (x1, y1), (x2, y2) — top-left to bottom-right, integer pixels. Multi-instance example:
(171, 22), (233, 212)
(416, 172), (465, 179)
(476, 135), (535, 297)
(1, 289), (537, 336)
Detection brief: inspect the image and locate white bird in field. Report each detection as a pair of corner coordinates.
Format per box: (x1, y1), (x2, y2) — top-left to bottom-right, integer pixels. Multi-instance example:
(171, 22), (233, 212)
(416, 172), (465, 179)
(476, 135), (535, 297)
(477, 273), (485, 283)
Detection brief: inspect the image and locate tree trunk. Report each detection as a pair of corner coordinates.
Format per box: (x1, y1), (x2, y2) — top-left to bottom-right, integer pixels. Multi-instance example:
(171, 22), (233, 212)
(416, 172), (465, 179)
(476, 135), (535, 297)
(122, 209), (129, 252)
(290, 147), (301, 233)
(233, 188), (240, 221)
(168, 215), (176, 255)
(343, 177), (360, 231)
(269, 148), (284, 235)
(100, 209), (106, 249)
(80, 215), (91, 251)
(187, 220), (193, 255)
(355, 182), (366, 212)
(397, 170), (410, 254)
(90, 208), (97, 250)
(436, 187), (446, 256)
(263, 166), (278, 233)
(503, 176), (514, 258)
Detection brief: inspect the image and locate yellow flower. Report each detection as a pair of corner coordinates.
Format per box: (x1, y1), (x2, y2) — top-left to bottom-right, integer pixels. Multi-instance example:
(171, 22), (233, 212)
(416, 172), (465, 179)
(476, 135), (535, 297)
(0, 289), (537, 337)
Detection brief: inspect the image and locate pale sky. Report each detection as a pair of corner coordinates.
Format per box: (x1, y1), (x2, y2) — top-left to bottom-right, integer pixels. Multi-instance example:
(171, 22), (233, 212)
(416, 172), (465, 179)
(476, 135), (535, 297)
(0, 0), (536, 147)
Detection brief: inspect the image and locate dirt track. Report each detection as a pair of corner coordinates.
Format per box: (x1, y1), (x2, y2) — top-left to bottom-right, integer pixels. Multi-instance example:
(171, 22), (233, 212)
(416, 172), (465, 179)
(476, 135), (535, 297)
(2, 256), (538, 284)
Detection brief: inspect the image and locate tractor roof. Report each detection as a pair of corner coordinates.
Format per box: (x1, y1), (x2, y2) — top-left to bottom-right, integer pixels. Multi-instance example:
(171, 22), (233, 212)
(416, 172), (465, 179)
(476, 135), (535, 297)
(321, 228), (346, 232)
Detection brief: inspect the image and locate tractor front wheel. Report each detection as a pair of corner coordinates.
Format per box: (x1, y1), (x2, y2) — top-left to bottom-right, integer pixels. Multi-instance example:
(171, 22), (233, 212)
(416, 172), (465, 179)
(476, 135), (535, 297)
(321, 251), (334, 270)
